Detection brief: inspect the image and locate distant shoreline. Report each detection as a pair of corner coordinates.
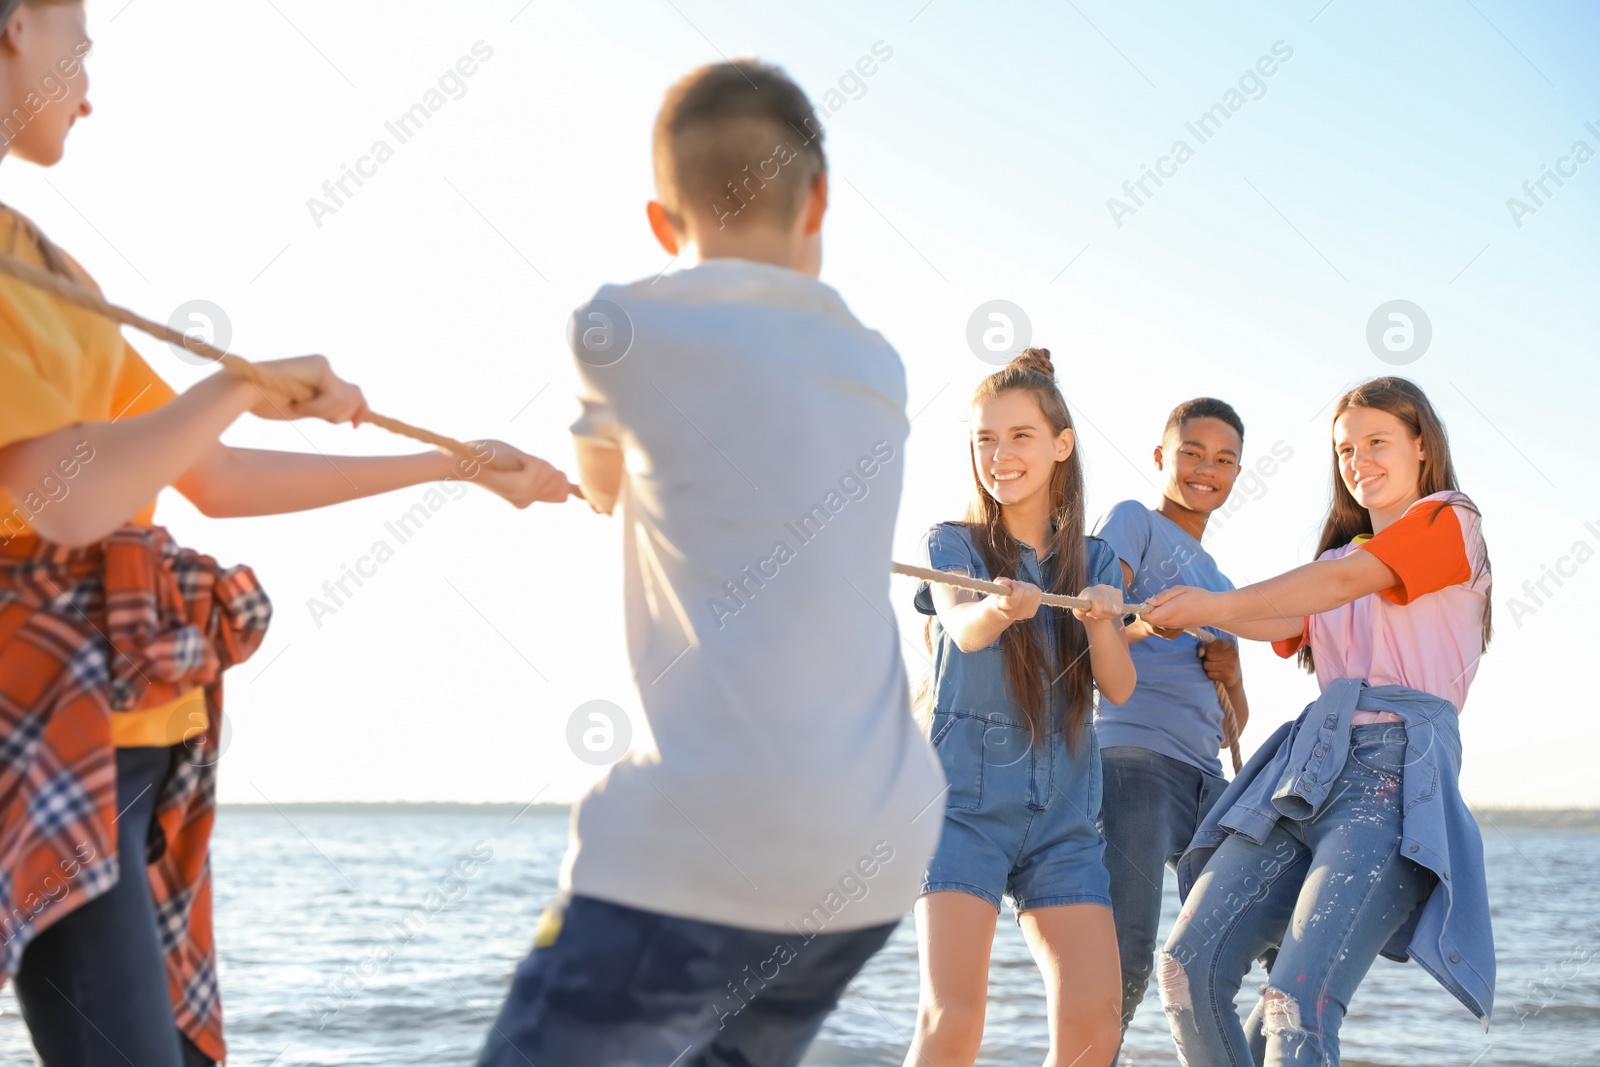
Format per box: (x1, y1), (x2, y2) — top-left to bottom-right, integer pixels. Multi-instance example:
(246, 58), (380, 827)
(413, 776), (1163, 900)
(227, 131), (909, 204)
(215, 802), (1600, 830)
(1469, 808), (1600, 831)
(220, 802), (572, 817)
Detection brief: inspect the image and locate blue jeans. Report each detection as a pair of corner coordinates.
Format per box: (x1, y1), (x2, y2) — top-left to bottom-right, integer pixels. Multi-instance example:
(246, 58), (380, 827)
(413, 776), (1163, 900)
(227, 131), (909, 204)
(1099, 745), (1227, 1030)
(1160, 724), (1435, 1066)
(476, 894), (897, 1067)
(13, 746), (214, 1067)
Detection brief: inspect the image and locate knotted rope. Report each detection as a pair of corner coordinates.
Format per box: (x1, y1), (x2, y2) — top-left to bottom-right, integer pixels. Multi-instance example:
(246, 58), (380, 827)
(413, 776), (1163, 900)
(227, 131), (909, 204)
(894, 562), (1244, 772)
(0, 252), (537, 477)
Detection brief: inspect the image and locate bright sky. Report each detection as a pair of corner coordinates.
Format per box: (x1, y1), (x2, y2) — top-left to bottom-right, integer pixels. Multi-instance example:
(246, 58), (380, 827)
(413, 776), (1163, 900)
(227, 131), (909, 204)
(13, 0), (1595, 806)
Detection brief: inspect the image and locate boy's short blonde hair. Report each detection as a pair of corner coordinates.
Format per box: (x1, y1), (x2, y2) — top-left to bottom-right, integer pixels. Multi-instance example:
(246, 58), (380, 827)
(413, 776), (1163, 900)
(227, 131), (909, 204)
(653, 60), (827, 231)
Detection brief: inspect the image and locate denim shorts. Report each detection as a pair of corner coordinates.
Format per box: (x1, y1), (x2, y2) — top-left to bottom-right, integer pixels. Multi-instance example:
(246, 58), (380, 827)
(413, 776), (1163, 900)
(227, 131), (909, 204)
(922, 710), (1111, 917)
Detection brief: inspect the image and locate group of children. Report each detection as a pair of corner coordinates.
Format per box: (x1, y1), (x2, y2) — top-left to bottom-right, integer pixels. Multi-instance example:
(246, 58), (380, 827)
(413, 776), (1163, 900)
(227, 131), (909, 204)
(900, 364), (1493, 1067)
(0, 4), (1494, 1064)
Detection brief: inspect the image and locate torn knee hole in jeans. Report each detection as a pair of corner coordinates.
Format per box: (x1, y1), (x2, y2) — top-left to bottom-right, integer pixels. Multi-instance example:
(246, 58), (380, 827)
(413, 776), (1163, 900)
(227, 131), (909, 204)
(1157, 950), (1191, 1013)
(1261, 987), (1305, 1036)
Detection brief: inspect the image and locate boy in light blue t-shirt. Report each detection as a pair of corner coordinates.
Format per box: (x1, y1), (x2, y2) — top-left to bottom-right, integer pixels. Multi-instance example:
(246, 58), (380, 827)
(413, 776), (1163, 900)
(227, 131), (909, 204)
(1092, 397), (1255, 1040)
(474, 59), (942, 1067)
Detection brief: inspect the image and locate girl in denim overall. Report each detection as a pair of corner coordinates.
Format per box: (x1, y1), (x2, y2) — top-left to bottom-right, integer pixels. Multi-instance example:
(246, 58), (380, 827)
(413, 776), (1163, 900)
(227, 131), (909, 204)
(1143, 376), (1494, 1066)
(904, 348), (1136, 1067)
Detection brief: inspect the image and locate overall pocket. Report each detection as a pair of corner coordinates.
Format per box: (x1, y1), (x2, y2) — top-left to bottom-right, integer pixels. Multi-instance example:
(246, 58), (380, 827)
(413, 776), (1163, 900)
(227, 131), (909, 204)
(929, 713), (986, 812)
(1085, 724), (1104, 821)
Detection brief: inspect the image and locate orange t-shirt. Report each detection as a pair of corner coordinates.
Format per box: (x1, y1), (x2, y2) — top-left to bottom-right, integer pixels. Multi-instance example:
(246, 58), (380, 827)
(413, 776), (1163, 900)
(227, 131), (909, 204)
(0, 207), (202, 746)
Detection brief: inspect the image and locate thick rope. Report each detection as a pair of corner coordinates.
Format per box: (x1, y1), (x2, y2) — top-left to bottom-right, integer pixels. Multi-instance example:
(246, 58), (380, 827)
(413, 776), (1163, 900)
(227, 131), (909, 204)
(892, 562), (1154, 614)
(896, 561), (1244, 772)
(1193, 630), (1246, 774)
(0, 252), (566, 483)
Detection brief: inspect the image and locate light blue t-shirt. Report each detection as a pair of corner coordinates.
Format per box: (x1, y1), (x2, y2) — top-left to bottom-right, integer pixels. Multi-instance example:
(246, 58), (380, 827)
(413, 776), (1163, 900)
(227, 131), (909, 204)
(1092, 500), (1236, 777)
(561, 259), (943, 933)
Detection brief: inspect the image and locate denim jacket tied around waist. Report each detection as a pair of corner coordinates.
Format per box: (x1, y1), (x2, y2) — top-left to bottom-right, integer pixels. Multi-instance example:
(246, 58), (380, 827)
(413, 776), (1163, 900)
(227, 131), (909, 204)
(1176, 677), (1495, 1027)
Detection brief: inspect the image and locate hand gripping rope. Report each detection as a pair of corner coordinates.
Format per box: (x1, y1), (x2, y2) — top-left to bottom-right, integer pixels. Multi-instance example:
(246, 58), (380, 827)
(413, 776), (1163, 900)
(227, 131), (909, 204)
(892, 562), (1244, 772)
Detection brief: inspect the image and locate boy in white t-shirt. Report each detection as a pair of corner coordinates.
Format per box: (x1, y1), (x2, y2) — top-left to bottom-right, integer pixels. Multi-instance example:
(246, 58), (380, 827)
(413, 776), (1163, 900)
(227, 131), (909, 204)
(476, 60), (943, 1066)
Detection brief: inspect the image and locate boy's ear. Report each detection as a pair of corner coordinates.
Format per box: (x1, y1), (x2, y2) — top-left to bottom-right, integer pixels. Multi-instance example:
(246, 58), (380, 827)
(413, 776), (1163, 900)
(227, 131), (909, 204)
(802, 171), (828, 237)
(647, 200), (681, 256)
(1153, 444), (1165, 470)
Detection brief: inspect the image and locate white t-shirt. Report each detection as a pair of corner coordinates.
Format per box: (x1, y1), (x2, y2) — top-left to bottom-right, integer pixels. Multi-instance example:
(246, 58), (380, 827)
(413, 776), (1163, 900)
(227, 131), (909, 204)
(561, 258), (943, 934)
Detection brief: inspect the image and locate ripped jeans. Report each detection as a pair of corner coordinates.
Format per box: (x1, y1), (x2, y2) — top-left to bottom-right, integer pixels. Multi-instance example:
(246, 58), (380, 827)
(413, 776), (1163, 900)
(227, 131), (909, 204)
(1158, 724), (1435, 1066)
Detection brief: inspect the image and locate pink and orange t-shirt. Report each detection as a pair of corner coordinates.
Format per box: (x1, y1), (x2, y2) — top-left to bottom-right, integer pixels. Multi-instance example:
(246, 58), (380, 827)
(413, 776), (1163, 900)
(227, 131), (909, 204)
(1273, 491), (1489, 715)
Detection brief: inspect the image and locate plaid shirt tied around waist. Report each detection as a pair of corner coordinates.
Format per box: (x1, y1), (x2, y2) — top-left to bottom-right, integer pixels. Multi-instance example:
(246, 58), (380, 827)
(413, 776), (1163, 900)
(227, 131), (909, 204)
(0, 524), (271, 1061)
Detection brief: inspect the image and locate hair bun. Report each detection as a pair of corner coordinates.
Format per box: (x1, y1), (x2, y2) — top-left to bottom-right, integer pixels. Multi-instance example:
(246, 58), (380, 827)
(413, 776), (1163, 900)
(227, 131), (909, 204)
(1010, 347), (1055, 377)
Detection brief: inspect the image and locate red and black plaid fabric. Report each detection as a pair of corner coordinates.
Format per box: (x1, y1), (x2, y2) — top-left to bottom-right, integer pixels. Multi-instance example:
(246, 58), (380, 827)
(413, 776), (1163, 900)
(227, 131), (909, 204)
(0, 525), (271, 1061)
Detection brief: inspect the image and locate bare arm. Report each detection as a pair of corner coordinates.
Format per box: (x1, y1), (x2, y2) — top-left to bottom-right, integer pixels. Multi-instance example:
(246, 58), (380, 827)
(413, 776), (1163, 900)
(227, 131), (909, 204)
(929, 576), (1024, 653)
(1143, 551), (1400, 640)
(174, 440), (572, 518)
(1217, 617), (1307, 642)
(0, 355), (366, 546)
(0, 373), (259, 545)
(176, 447), (458, 517)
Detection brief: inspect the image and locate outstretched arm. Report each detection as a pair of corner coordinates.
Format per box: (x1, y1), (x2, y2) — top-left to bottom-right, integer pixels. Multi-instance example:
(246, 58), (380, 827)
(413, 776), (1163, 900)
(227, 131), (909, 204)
(0, 355), (365, 545)
(1211, 616), (1307, 642)
(174, 441), (572, 517)
(2, 371), (264, 546)
(1142, 551), (1400, 638)
(930, 576), (1043, 654)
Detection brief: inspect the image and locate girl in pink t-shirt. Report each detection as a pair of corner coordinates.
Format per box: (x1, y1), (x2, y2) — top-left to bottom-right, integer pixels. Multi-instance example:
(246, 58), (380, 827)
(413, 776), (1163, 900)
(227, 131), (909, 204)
(1138, 376), (1493, 1065)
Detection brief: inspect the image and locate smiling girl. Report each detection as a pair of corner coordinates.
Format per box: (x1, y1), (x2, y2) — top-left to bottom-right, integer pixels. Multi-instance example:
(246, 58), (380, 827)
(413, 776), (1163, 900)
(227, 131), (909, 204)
(905, 348), (1133, 1067)
(1141, 377), (1494, 1066)
(0, 3), (569, 1065)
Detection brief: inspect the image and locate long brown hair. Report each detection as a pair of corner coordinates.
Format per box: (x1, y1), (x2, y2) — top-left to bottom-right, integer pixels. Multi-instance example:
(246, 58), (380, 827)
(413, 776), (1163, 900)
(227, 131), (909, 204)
(1300, 376), (1493, 672)
(920, 348), (1095, 750)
